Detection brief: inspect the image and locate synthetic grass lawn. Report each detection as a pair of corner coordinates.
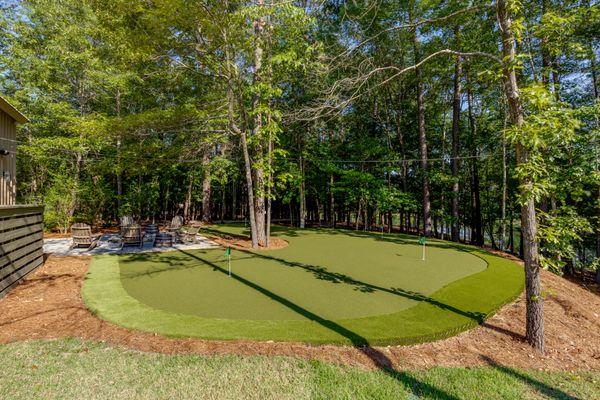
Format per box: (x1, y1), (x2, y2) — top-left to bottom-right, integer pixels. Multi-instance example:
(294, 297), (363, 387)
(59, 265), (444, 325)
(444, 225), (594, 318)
(1, 340), (599, 400)
(82, 226), (524, 345)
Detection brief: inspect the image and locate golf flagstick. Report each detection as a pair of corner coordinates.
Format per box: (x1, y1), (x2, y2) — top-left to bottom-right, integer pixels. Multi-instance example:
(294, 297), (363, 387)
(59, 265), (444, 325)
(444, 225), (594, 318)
(225, 247), (232, 277)
(419, 236), (426, 261)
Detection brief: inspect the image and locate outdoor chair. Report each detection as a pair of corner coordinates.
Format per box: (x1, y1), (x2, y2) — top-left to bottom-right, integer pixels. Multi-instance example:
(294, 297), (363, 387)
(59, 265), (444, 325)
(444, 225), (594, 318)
(120, 224), (143, 248)
(178, 224), (201, 244)
(70, 223), (101, 250)
(119, 215), (136, 229)
(167, 215), (184, 237)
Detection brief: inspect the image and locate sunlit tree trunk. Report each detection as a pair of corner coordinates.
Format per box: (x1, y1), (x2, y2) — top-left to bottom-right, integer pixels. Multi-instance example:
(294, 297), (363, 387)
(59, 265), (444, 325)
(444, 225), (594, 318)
(201, 150), (211, 223)
(330, 174), (335, 228)
(466, 72), (483, 246)
(184, 171), (193, 221)
(497, 0), (544, 352)
(265, 118), (273, 247)
(501, 115), (508, 250)
(411, 6), (432, 236)
(115, 89), (123, 218)
(299, 156), (307, 228)
(223, 7), (258, 247)
(252, 0), (267, 246)
(451, 27), (462, 242)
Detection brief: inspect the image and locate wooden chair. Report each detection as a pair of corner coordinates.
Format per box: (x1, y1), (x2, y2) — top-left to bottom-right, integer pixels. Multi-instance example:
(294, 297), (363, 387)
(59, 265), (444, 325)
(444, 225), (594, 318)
(70, 223), (101, 250)
(178, 225), (201, 244)
(120, 224), (143, 248)
(167, 215), (184, 236)
(120, 215), (135, 226)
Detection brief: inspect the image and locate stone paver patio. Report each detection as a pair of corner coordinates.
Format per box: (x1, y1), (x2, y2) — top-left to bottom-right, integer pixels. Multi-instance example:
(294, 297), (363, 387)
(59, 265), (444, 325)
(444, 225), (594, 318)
(44, 233), (219, 256)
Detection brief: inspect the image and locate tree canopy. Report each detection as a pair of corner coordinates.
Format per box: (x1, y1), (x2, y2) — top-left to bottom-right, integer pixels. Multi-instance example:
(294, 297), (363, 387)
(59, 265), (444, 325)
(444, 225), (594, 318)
(0, 0), (598, 351)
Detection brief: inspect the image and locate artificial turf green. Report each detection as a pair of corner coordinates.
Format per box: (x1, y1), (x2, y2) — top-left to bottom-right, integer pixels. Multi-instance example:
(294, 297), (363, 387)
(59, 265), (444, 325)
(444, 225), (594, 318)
(82, 226), (524, 345)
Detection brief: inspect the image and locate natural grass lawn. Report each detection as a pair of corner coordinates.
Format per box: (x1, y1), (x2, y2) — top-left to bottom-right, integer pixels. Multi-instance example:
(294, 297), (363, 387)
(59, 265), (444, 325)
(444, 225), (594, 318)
(83, 226), (524, 345)
(0, 340), (598, 400)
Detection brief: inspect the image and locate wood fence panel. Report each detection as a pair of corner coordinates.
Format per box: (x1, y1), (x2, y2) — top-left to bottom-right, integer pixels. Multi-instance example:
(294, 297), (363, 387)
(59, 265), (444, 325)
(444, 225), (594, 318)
(0, 205), (44, 298)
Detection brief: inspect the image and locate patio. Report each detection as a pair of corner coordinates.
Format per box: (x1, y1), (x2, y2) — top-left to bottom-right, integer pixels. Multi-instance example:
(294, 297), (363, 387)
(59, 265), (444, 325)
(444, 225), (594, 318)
(43, 233), (219, 256)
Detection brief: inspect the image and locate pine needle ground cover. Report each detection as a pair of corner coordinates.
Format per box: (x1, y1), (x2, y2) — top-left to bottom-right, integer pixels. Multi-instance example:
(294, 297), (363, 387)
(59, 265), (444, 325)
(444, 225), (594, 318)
(82, 226), (524, 345)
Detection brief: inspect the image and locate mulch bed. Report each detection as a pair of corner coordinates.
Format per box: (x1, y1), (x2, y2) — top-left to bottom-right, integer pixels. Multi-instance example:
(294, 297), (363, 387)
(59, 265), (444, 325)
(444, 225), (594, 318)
(211, 235), (288, 250)
(0, 254), (598, 371)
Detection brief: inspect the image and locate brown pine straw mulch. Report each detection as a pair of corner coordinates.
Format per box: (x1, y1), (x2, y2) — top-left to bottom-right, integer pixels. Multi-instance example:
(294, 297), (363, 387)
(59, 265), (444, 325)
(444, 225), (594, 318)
(211, 235), (289, 250)
(0, 253), (599, 372)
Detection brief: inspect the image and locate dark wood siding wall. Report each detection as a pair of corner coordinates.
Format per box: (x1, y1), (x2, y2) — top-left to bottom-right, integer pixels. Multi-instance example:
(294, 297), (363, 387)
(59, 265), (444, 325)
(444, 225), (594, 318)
(0, 109), (17, 205)
(0, 205), (44, 298)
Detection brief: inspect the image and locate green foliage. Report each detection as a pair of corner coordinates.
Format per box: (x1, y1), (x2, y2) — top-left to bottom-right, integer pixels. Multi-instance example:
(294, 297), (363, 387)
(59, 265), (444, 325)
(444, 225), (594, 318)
(375, 187), (417, 213)
(0, 0), (596, 274)
(506, 85), (581, 203)
(538, 207), (593, 272)
(43, 177), (77, 233)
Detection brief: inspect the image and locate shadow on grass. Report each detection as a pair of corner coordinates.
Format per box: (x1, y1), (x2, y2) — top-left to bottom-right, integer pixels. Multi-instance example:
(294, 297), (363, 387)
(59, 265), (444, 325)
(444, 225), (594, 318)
(119, 237), (485, 324)
(120, 245), (484, 324)
(241, 249), (485, 323)
(207, 223), (495, 260)
(178, 248), (461, 400)
(481, 356), (580, 400)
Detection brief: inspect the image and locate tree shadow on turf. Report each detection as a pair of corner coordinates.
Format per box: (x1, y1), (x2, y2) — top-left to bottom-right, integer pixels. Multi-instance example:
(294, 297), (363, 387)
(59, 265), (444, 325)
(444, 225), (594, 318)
(240, 249), (486, 323)
(208, 224), (497, 261)
(178, 249), (461, 400)
(480, 356), (580, 400)
(324, 228), (494, 259)
(118, 251), (218, 279)
(119, 245), (485, 324)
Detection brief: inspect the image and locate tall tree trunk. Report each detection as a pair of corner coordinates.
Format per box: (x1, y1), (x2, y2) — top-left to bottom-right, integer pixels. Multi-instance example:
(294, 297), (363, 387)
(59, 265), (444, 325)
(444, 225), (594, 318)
(551, 58), (561, 101)
(411, 11), (432, 236)
(184, 171), (193, 221)
(501, 115), (508, 250)
(467, 72), (483, 246)
(497, 0), (544, 352)
(299, 156), (307, 228)
(591, 44), (599, 99)
(485, 185), (496, 248)
(232, 180), (237, 219)
(509, 205), (515, 254)
(252, 0), (267, 246)
(451, 29), (462, 242)
(237, 118), (258, 247)
(115, 90), (123, 217)
(330, 174), (335, 228)
(201, 151), (211, 223)
(68, 81), (88, 229)
(221, 187), (226, 223)
(395, 95), (408, 233)
(265, 118), (273, 247)
(224, 23), (258, 247)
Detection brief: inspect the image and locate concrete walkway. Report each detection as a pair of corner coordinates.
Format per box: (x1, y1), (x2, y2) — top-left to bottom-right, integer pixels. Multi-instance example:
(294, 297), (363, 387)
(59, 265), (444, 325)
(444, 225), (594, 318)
(44, 233), (219, 256)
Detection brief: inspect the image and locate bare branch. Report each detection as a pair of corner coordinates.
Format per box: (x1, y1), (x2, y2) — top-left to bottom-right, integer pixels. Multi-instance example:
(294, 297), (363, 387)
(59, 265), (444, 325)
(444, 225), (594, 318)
(331, 4), (495, 64)
(294, 49), (501, 122)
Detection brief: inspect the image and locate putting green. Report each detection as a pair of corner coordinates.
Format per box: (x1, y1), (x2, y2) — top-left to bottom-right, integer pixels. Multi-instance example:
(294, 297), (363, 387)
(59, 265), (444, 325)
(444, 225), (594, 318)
(82, 226), (524, 345)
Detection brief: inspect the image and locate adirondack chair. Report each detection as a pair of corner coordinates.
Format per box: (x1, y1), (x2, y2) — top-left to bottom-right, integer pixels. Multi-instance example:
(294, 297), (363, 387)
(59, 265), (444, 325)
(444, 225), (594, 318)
(119, 215), (135, 229)
(167, 215), (184, 235)
(70, 223), (101, 250)
(178, 223), (202, 244)
(120, 224), (143, 248)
